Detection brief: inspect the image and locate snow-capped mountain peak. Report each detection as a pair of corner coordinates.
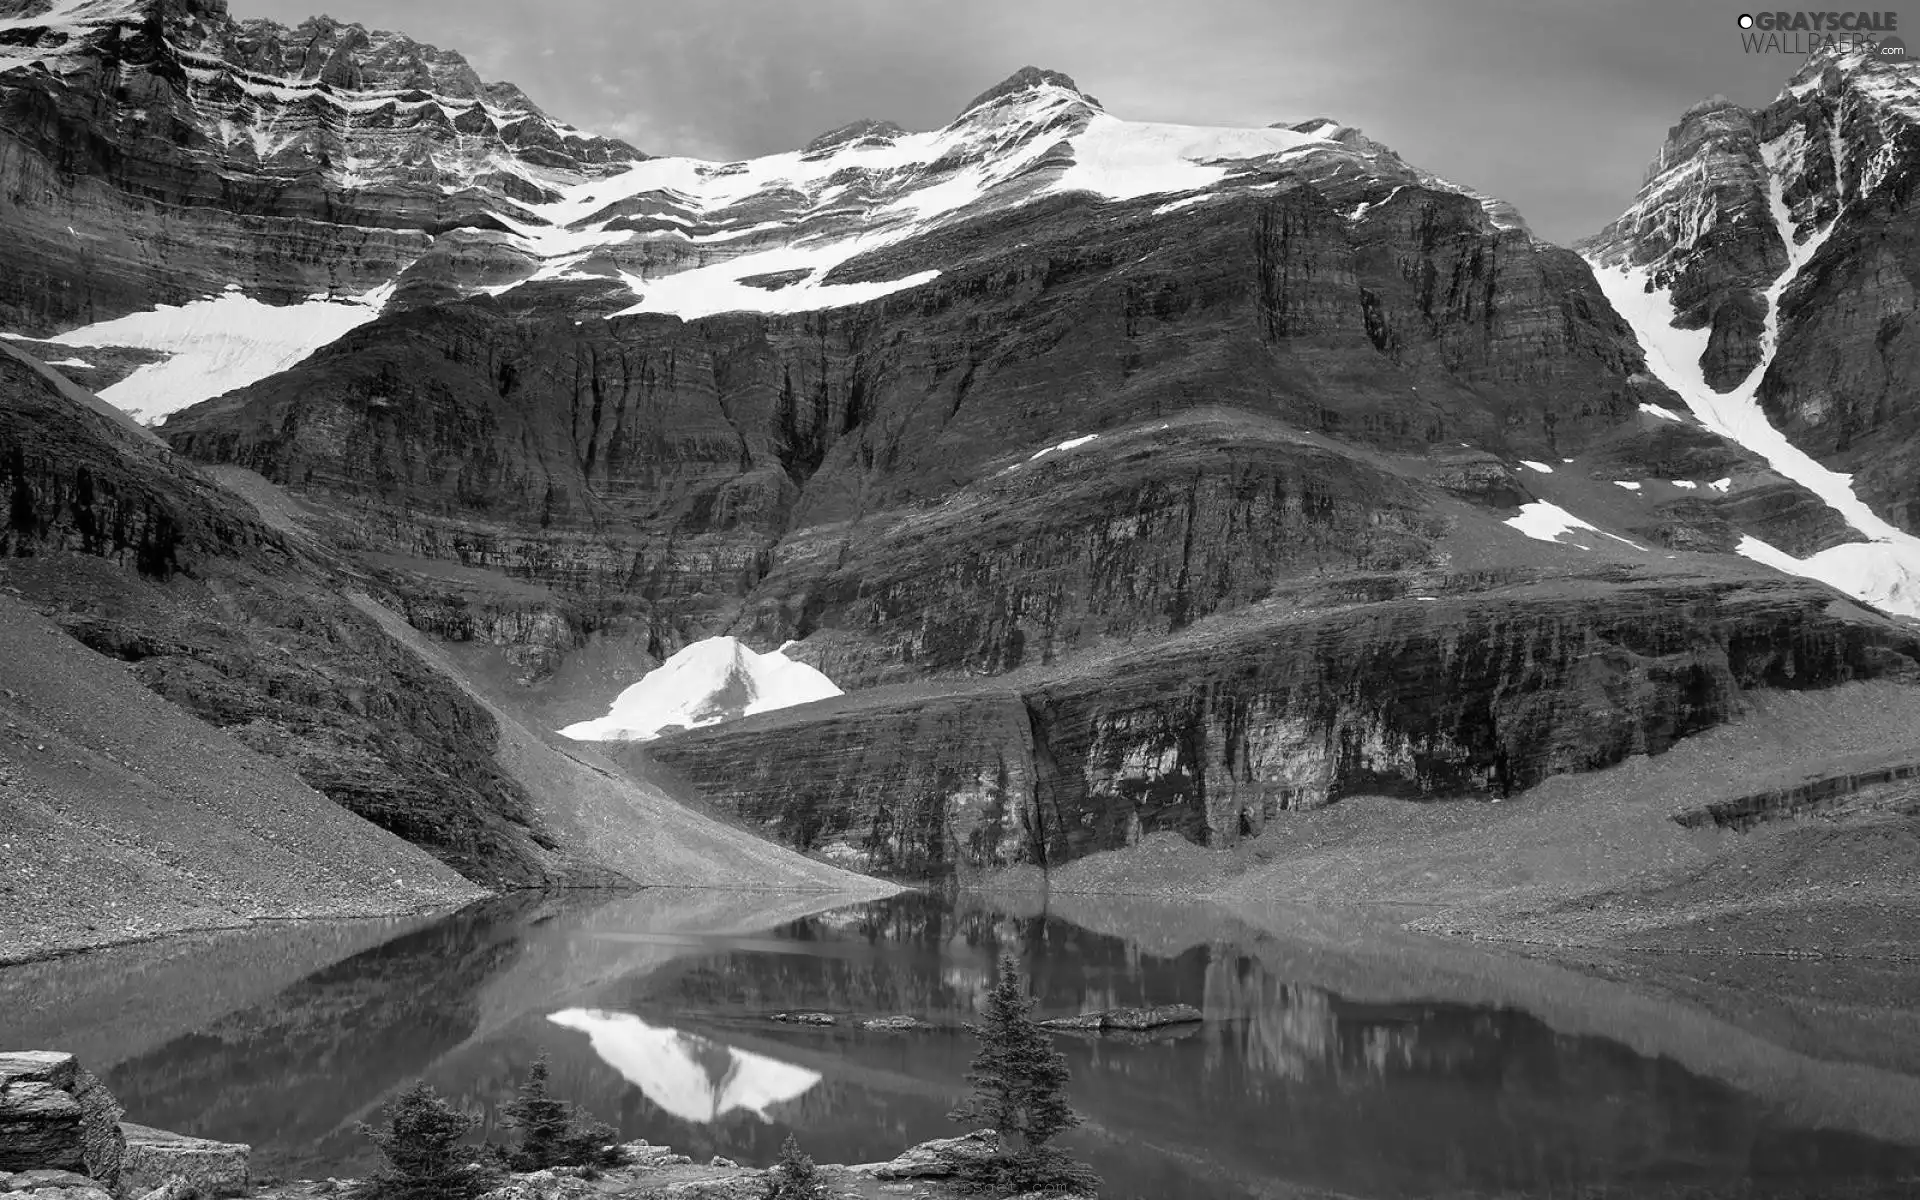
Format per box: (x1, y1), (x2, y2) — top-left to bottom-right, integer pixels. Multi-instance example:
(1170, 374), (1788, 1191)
(957, 65), (1104, 117)
(1583, 46), (1920, 617)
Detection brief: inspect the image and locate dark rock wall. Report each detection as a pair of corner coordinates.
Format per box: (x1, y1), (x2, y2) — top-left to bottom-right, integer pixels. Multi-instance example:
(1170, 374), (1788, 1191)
(649, 577), (1920, 881)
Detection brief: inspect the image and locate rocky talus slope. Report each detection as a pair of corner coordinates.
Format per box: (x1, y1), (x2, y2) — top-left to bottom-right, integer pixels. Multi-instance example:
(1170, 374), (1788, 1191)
(0, 586), (484, 963)
(0, 337), (892, 916)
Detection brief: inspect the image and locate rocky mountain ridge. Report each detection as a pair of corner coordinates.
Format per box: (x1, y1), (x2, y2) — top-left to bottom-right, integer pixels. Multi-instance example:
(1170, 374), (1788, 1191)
(1582, 47), (1920, 616)
(0, 0), (637, 335)
(5, 15), (1920, 888)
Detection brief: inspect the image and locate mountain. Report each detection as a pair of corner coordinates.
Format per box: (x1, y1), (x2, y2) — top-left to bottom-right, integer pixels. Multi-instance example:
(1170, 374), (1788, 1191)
(0, 0), (636, 338)
(1581, 46), (1920, 613)
(0, 334), (887, 937)
(4, 9), (1919, 894)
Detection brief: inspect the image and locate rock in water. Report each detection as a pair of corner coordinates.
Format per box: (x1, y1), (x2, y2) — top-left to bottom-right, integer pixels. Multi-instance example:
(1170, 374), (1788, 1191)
(1039, 1003), (1203, 1032)
(0, 1052), (125, 1189)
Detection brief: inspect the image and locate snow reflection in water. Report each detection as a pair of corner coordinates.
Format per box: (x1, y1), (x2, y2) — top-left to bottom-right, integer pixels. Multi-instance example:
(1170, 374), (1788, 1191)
(547, 1008), (820, 1125)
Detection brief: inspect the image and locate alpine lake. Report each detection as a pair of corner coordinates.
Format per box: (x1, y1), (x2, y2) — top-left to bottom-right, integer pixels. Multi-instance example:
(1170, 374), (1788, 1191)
(4, 890), (1919, 1200)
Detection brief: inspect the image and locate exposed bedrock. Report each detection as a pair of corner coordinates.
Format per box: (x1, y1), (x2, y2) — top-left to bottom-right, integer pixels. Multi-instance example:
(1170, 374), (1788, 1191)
(0, 0), (638, 331)
(1585, 52), (1920, 532)
(646, 574), (1920, 881)
(162, 181), (1679, 679)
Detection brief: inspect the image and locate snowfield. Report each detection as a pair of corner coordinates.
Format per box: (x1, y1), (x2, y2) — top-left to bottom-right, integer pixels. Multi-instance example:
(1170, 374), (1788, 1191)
(43, 283), (392, 423)
(559, 636), (843, 742)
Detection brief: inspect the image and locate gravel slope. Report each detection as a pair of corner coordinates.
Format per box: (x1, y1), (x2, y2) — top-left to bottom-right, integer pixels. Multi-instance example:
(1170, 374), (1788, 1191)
(347, 594), (901, 895)
(0, 592), (485, 964)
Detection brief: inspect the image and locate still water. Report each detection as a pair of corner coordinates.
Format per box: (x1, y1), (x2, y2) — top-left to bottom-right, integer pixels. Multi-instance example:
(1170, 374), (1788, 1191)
(4, 890), (1919, 1200)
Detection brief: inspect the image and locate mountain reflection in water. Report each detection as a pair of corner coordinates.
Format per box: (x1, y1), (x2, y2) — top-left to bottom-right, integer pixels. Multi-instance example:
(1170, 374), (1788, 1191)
(546, 1009), (819, 1124)
(5, 889), (1918, 1200)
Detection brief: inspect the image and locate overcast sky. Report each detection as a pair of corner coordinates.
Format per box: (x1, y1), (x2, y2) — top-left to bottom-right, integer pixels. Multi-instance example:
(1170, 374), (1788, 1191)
(240, 0), (1817, 245)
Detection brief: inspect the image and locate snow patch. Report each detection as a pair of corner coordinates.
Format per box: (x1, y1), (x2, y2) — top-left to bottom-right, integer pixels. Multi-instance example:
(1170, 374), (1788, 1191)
(45, 283), (392, 423)
(1613, 480), (1642, 492)
(42, 356), (94, 369)
(1518, 460), (1554, 474)
(1672, 480), (1699, 489)
(1027, 433), (1099, 463)
(1151, 192), (1217, 216)
(548, 1009), (819, 1125)
(1639, 402), (1686, 422)
(559, 635), (842, 742)
(1505, 501), (1645, 552)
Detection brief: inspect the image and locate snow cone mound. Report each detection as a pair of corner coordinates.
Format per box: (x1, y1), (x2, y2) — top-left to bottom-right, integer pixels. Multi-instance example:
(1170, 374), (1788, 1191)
(558, 636), (842, 741)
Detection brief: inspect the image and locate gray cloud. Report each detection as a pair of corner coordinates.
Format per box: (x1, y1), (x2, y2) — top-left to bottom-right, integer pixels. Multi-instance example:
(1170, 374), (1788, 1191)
(237, 0), (1821, 244)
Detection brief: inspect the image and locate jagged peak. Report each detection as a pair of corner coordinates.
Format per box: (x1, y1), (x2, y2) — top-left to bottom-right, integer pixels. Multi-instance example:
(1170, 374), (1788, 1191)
(1680, 93), (1743, 120)
(1280, 116), (1349, 138)
(802, 117), (906, 156)
(958, 66), (1102, 117)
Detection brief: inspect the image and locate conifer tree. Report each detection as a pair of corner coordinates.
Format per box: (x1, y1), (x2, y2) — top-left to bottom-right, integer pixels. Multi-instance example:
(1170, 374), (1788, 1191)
(949, 954), (1099, 1196)
(358, 1081), (496, 1200)
(761, 1133), (828, 1200)
(500, 1054), (626, 1171)
(501, 1056), (571, 1171)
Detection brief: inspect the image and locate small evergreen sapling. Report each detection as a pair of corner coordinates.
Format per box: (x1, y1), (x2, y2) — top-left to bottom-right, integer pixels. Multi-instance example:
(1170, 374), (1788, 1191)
(358, 1081), (498, 1200)
(948, 954), (1100, 1197)
(761, 1134), (827, 1200)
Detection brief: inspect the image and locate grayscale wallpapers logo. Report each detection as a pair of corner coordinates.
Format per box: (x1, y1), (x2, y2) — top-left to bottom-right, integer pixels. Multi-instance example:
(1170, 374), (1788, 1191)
(1736, 11), (1907, 55)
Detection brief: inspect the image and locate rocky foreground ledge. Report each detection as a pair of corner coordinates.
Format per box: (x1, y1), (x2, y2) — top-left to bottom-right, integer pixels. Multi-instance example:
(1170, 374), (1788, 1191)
(3, 1052), (1086, 1200)
(252, 1131), (1078, 1200)
(0, 1052), (249, 1200)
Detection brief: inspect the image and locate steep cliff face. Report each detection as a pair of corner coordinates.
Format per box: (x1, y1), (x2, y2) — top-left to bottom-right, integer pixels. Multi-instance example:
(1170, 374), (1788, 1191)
(160, 160), (1717, 681)
(1582, 98), (1789, 392)
(648, 571), (1920, 880)
(1582, 47), (1920, 613)
(0, 0), (638, 332)
(0, 341), (574, 884)
(1757, 56), (1920, 529)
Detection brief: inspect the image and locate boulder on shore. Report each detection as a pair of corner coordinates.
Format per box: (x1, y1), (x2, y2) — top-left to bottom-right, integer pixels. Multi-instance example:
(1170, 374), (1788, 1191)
(858, 1129), (999, 1179)
(119, 1124), (250, 1196)
(0, 1052), (125, 1190)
